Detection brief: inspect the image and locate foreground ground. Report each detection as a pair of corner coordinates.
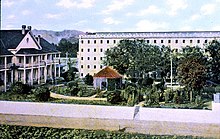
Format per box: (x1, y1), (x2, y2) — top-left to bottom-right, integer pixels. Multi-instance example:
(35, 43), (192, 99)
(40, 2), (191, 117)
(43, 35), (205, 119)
(1, 124), (207, 139)
(0, 114), (218, 138)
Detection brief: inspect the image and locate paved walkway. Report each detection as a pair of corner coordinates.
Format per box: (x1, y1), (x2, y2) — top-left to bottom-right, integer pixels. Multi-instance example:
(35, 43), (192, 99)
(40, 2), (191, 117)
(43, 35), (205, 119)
(50, 92), (107, 101)
(0, 114), (219, 138)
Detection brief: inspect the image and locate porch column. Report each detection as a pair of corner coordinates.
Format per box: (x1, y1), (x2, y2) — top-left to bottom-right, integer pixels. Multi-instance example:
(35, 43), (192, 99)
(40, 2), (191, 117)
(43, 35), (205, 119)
(4, 57), (7, 92)
(106, 78), (108, 91)
(50, 55), (52, 77)
(44, 55), (47, 83)
(54, 54), (57, 78)
(58, 54), (61, 77)
(30, 56), (33, 85)
(99, 78), (102, 90)
(38, 56), (40, 84)
(23, 56), (26, 84)
(11, 69), (13, 84)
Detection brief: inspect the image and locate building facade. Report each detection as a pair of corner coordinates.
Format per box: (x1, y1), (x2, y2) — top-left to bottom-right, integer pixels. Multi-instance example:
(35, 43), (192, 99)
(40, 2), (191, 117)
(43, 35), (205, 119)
(0, 25), (61, 92)
(78, 31), (220, 77)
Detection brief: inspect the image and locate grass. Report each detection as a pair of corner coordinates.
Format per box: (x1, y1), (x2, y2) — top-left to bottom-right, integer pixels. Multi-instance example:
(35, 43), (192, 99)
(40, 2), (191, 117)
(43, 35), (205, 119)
(0, 91), (213, 108)
(0, 91), (120, 106)
(0, 124), (209, 139)
(144, 98), (212, 110)
(49, 98), (112, 105)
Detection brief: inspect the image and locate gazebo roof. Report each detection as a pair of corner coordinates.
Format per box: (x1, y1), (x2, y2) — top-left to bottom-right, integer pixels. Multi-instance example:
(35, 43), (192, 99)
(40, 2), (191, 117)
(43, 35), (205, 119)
(93, 66), (122, 79)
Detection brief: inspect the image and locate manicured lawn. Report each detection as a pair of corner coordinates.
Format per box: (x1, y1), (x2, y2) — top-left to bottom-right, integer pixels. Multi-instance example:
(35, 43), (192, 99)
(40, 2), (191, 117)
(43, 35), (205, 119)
(0, 125), (208, 139)
(144, 99), (212, 110)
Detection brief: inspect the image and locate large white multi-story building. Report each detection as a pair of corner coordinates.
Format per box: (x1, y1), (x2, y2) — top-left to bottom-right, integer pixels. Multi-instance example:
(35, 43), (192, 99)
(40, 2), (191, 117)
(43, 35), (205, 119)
(78, 31), (220, 77)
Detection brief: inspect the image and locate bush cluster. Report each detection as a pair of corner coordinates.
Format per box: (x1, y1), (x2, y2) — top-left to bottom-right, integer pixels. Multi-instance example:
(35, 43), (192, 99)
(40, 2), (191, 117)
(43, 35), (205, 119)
(33, 86), (50, 102)
(9, 82), (32, 94)
(0, 125), (202, 139)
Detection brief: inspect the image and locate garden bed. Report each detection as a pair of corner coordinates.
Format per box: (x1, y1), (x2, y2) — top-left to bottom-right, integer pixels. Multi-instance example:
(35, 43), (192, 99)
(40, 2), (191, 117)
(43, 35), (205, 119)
(0, 124), (207, 139)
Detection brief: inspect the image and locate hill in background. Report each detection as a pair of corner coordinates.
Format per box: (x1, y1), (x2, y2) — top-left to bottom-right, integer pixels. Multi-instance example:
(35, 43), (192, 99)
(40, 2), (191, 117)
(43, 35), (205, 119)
(32, 29), (85, 44)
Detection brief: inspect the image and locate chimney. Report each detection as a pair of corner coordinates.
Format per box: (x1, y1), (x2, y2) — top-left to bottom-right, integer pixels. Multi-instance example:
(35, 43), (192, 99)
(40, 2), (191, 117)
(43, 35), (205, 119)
(27, 26), (32, 31)
(37, 35), (41, 45)
(22, 25), (26, 35)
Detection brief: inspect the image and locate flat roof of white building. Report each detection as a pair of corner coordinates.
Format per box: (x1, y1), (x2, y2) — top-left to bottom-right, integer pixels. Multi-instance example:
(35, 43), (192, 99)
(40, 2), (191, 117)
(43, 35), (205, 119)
(80, 31), (220, 39)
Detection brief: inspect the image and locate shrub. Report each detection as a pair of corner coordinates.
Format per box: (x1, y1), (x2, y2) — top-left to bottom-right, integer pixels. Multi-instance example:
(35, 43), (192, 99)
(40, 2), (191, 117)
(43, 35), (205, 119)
(164, 89), (173, 103)
(0, 79), (4, 86)
(141, 77), (154, 86)
(107, 90), (122, 104)
(215, 85), (220, 92)
(10, 82), (32, 94)
(67, 81), (78, 88)
(71, 87), (79, 96)
(195, 95), (202, 105)
(84, 74), (93, 85)
(34, 86), (50, 102)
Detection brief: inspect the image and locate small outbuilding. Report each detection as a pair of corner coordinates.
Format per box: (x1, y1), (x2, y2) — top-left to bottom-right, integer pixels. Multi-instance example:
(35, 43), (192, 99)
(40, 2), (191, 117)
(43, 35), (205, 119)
(93, 66), (122, 90)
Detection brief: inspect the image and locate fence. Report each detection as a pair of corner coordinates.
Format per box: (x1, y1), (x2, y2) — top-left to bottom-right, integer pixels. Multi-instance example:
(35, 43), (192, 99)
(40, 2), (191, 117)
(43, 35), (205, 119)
(0, 101), (220, 138)
(0, 101), (220, 123)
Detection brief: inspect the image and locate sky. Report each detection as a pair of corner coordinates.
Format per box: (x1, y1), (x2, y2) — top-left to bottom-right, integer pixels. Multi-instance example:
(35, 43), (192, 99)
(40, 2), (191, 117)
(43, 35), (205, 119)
(2, 0), (220, 32)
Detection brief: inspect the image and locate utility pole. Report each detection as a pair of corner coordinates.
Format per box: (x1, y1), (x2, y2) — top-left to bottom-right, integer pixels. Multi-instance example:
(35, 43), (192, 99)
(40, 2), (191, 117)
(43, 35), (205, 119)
(0, 0), (1, 30)
(170, 53), (173, 87)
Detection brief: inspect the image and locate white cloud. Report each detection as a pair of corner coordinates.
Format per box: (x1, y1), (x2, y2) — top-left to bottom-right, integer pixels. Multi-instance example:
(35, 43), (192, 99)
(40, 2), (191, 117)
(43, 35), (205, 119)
(179, 25), (192, 31)
(45, 13), (62, 19)
(3, 0), (15, 7)
(83, 28), (98, 32)
(56, 0), (95, 9)
(190, 14), (201, 21)
(135, 20), (169, 31)
(127, 5), (161, 16)
(189, 3), (216, 22)
(200, 4), (216, 15)
(102, 0), (135, 14)
(73, 20), (88, 26)
(166, 0), (188, 16)
(103, 17), (121, 25)
(211, 25), (220, 31)
(7, 15), (16, 20)
(22, 10), (32, 16)
(20, 0), (27, 2)
(5, 25), (15, 29)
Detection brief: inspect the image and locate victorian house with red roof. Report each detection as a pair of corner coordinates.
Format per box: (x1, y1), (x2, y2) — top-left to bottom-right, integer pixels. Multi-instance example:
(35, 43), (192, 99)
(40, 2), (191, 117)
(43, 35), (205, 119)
(0, 25), (61, 92)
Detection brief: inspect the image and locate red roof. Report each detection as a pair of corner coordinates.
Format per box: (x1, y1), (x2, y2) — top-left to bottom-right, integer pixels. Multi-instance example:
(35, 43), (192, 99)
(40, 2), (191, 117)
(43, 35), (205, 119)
(93, 66), (122, 78)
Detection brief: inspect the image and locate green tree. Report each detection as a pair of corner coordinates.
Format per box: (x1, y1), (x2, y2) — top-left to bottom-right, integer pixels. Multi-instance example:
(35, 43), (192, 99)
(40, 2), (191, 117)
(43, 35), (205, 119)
(103, 40), (170, 79)
(205, 40), (220, 83)
(177, 55), (207, 102)
(61, 58), (78, 82)
(57, 38), (78, 57)
(84, 74), (93, 85)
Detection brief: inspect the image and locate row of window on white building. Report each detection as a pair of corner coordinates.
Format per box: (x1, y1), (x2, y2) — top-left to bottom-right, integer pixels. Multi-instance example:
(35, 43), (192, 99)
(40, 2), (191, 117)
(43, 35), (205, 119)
(81, 39), (209, 44)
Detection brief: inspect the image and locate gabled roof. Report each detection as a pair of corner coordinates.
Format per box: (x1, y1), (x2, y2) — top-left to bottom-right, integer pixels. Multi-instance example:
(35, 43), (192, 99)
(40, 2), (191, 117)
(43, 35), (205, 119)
(0, 30), (29, 50)
(0, 40), (13, 55)
(93, 66), (122, 79)
(0, 29), (59, 55)
(16, 38), (59, 54)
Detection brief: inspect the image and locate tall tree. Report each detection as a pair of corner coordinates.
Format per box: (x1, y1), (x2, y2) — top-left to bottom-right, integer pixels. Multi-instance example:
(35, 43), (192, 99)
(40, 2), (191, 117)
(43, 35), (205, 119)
(103, 39), (170, 79)
(177, 53), (207, 102)
(205, 40), (220, 83)
(103, 40), (169, 78)
(177, 46), (207, 102)
(57, 38), (78, 57)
